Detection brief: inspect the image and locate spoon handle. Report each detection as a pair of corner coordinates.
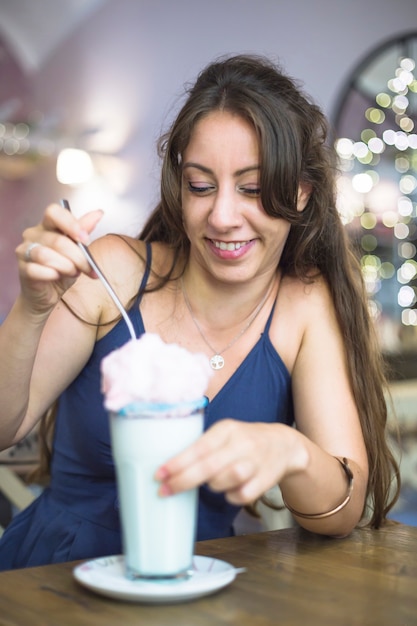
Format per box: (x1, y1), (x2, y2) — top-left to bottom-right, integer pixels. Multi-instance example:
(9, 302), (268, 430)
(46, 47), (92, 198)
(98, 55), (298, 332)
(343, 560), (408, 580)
(60, 199), (136, 341)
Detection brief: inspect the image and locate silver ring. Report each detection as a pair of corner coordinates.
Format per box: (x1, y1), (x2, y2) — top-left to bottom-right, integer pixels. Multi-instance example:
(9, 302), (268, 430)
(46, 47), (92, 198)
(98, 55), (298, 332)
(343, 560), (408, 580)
(25, 242), (41, 263)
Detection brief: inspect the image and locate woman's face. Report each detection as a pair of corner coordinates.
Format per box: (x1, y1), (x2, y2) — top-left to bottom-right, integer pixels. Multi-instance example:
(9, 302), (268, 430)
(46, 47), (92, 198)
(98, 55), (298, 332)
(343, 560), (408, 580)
(181, 110), (309, 285)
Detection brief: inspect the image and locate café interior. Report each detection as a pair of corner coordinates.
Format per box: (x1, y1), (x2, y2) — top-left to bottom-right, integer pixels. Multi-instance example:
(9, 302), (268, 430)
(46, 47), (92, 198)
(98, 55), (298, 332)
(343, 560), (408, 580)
(0, 1), (416, 622)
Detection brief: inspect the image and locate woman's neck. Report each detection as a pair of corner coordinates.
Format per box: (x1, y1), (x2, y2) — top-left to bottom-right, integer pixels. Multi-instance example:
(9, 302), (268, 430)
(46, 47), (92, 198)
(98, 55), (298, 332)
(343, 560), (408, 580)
(180, 266), (279, 332)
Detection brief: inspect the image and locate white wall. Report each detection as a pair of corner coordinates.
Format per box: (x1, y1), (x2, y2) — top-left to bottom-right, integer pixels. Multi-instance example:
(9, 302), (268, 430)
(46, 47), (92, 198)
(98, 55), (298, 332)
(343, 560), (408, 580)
(4, 0), (417, 219)
(1, 0), (417, 315)
(30, 0), (417, 219)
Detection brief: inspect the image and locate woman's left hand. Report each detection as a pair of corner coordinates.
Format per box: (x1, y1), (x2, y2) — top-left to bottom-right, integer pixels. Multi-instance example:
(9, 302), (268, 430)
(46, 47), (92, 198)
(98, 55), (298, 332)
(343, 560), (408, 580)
(155, 418), (302, 504)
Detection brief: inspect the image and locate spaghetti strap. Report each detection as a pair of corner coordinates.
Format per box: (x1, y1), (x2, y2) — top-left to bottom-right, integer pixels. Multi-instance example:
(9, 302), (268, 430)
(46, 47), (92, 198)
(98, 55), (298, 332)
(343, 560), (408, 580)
(0, 237), (292, 569)
(263, 274), (283, 333)
(264, 299), (276, 333)
(134, 242), (152, 306)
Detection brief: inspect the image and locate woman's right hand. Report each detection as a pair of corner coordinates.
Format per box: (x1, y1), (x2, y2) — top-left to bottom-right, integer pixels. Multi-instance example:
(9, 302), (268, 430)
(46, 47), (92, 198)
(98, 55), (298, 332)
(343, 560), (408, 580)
(15, 202), (104, 315)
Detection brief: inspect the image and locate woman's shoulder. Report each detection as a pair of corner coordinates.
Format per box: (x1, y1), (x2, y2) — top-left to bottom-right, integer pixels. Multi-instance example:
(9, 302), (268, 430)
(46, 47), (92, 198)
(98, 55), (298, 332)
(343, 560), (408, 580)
(279, 271), (333, 311)
(63, 236), (175, 332)
(271, 272), (339, 373)
(89, 235), (174, 274)
(88, 233), (145, 260)
(88, 236), (179, 293)
(277, 271), (338, 338)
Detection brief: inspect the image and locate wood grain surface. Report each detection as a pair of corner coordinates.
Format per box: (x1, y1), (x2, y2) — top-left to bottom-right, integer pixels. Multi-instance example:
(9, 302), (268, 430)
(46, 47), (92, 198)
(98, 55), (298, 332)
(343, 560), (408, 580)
(0, 524), (416, 626)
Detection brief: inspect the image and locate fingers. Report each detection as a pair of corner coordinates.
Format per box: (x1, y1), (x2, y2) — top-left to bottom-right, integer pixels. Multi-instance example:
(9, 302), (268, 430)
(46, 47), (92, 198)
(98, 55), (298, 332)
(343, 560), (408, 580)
(17, 238), (85, 279)
(14, 203), (105, 314)
(24, 242), (42, 263)
(16, 203), (104, 278)
(156, 420), (277, 505)
(42, 202), (103, 244)
(155, 419), (237, 488)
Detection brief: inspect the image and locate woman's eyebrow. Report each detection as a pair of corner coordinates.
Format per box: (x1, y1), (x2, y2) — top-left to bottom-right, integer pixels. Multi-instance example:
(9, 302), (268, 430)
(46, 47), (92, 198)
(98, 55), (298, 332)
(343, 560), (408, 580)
(182, 162), (260, 177)
(182, 162), (212, 174)
(235, 165), (260, 177)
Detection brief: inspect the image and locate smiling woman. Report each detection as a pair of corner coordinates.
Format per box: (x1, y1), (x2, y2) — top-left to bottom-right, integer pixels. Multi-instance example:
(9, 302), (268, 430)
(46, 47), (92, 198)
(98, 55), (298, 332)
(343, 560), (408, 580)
(180, 111), (297, 282)
(0, 53), (400, 571)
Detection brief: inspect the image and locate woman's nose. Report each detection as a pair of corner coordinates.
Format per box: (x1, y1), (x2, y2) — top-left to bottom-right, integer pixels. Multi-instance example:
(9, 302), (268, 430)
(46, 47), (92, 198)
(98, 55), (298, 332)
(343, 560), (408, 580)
(207, 187), (243, 230)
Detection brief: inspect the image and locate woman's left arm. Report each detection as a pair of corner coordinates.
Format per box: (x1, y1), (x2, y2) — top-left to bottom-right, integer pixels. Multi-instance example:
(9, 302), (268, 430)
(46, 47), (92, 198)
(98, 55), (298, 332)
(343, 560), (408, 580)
(156, 279), (369, 537)
(276, 276), (369, 536)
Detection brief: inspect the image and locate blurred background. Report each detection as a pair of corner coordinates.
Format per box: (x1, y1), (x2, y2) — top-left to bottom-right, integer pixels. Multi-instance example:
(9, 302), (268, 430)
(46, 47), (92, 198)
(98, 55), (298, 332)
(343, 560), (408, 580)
(0, 0), (416, 526)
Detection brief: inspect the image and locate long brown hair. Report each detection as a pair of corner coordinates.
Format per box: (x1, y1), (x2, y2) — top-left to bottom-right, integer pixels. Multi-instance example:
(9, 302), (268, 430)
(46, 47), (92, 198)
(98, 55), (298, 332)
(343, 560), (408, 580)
(38, 54), (399, 527)
(141, 54), (400, 527)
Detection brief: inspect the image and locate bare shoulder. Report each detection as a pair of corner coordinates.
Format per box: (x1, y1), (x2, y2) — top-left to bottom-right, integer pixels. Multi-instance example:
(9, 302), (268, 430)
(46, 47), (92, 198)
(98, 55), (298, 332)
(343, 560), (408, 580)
(88, 236), (175, 291)
(61, 237), (172, 327)
(271, 272), (338, 373)
(93, 236), (176, 268)
(279, 272), (335, 318)
(88, 233), (147, 268)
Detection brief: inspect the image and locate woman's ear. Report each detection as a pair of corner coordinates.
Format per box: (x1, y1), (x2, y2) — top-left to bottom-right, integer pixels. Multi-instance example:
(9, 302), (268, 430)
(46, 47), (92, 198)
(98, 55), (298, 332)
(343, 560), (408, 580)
(297, 182), (312, 212)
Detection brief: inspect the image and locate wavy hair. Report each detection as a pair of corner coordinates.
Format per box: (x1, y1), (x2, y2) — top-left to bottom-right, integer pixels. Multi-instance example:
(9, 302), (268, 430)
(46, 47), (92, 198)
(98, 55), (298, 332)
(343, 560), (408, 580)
(141, 54), (400, 527)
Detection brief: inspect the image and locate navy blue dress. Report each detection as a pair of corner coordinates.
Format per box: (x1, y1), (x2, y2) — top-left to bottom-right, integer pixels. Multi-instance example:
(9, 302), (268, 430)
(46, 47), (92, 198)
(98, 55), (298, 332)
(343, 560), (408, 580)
(0, 244), (293, 570)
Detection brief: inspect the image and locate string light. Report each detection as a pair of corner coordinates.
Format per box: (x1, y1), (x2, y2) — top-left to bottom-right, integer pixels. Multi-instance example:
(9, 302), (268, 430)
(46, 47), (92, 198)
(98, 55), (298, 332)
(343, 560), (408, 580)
(335, 35), (417, 341)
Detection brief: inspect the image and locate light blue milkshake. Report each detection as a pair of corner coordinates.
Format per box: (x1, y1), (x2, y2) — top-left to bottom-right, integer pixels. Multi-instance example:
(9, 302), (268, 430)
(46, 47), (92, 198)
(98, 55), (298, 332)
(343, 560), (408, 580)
(110, 399), (207, 580)
(101, 333), (212, 581)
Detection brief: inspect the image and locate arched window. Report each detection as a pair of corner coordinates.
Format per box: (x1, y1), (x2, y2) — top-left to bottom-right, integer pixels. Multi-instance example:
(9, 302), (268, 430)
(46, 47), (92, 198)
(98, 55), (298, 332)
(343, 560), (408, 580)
(333, 32), (417, 377)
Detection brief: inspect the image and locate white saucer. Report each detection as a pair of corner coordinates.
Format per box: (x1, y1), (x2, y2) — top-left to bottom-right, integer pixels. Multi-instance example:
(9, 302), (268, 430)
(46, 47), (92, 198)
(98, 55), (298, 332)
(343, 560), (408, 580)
(73, 555), (244, 604)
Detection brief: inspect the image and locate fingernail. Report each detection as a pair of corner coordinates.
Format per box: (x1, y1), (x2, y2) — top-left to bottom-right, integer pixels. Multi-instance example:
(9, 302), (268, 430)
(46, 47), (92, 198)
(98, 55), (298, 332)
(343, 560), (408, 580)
(155, 466), (169, 481)
(158, 483), (172, 497)
(77, 230), (90, 244)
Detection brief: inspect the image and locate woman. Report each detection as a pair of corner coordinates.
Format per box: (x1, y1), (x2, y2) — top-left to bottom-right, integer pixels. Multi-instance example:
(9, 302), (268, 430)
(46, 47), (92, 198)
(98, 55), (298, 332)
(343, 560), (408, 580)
(0, 54), (399, 569)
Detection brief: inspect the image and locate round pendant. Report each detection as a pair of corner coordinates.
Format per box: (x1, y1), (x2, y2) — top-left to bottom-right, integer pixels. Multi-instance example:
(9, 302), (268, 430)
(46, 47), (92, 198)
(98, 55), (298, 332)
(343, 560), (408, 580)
(210, 354), (225, 370)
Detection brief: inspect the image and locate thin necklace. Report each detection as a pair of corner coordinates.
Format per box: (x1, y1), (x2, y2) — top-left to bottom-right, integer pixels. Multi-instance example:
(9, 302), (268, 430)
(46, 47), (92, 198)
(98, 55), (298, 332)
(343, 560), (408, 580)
(181, 277), (274, 370)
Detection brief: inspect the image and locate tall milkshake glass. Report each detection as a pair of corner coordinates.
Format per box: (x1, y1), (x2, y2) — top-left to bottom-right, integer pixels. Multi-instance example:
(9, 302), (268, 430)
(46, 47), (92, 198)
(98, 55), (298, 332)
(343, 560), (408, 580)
(110, 397), (207, 581)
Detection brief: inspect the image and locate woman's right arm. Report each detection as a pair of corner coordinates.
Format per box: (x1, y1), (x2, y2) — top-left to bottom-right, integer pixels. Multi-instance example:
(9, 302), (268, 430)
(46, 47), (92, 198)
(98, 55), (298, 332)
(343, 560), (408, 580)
(0, 203), (104, 448)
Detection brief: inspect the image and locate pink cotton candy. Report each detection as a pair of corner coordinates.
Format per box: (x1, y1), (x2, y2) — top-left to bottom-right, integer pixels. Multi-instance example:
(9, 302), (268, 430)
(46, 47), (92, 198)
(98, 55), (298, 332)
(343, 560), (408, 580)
(100, 333), (212, 411)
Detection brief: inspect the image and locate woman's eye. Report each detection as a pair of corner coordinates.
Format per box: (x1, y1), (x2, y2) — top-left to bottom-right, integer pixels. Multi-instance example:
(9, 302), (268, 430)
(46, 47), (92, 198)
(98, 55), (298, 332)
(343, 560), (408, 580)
(239, 186), (261, 197)
(188, 182), (215, 194)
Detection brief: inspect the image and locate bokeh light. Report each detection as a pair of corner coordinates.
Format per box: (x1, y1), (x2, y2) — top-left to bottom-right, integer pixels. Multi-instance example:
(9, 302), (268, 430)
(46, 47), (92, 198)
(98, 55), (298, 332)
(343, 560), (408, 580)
(334, 35), (417, 344)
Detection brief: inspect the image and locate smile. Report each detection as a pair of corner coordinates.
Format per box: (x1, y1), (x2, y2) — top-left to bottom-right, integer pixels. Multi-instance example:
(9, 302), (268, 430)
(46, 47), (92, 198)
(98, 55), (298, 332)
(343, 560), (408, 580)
(212, 240), (250, 251)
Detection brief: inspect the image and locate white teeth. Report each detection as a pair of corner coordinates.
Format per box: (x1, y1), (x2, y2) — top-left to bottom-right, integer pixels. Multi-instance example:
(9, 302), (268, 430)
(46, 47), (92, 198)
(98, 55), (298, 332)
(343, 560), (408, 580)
(214, 240), (247, 251)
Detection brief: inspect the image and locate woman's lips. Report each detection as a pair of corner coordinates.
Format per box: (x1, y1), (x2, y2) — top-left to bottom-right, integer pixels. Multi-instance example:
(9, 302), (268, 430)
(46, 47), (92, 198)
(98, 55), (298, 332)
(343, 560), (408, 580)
(207, 238), (255, 258)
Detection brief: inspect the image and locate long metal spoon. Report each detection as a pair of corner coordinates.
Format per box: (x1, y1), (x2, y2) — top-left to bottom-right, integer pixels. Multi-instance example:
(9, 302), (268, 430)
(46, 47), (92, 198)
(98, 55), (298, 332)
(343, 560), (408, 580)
(60, 199), (136, 341)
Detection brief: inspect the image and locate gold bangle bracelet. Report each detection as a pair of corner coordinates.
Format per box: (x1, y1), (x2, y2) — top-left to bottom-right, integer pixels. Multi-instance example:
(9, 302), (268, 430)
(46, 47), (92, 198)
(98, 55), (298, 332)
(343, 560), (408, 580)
(282, 457), (354, 520)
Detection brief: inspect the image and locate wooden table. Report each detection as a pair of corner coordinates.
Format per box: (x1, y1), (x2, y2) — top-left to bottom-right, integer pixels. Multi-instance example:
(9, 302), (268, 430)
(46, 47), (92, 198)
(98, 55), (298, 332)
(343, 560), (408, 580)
(0, 524), (416, 625)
